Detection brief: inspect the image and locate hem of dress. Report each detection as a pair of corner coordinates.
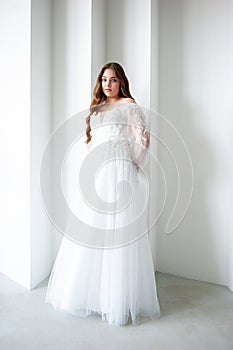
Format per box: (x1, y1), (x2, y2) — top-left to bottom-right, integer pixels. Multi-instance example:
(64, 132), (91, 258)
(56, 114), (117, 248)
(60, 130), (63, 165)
(45, 299), (161, 326)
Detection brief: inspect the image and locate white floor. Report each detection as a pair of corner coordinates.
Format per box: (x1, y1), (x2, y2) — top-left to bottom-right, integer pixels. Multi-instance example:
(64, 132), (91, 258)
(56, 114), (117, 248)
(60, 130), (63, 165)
(1, 272), (233, 350)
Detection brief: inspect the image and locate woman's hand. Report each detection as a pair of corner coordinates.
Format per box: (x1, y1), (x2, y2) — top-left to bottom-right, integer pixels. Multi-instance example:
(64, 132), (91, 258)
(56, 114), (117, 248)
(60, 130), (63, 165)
(141, 130), (150, 148)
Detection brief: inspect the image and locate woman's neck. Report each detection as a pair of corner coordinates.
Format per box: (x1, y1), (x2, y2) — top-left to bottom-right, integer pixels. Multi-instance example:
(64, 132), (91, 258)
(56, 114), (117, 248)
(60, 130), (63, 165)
(105, 96), (120, 103)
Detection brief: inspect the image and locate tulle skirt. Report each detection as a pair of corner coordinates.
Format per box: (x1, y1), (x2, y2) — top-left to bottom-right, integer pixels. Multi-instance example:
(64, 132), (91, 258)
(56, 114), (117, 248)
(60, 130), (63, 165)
(45, 109), (161, 325)
(45, 235), (161, 326)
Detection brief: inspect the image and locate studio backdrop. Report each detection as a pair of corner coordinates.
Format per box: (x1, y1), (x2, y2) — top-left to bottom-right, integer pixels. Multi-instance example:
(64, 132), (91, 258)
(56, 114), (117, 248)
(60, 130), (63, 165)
(0, 0), (233, 291)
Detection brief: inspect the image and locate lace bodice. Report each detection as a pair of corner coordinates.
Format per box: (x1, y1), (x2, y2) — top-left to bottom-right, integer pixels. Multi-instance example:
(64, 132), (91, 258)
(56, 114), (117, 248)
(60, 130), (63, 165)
(87, 103), (150, 169)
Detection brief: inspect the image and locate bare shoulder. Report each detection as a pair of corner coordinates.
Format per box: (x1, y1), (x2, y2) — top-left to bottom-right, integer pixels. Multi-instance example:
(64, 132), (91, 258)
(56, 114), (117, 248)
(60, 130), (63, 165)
(119, 97), (136, 104)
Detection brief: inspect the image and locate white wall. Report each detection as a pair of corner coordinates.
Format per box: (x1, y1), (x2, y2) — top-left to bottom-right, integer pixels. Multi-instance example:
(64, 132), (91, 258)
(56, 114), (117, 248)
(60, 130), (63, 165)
(149, 0), (160, 267)
(52, 0), (93, 259)
(0, 0), (31, 288)
(31, 0), (53, 288)
(105, 0), (152, 106)
(1, 0), (232, 290)
(157, 0), (233, 286)
(0, 0), (54, 289)
(92, 0), (106, 86)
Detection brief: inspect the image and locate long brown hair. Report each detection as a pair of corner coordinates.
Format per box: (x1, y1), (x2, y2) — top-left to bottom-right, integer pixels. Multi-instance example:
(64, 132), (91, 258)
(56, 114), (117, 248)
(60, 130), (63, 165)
(85, 62), (134, 144)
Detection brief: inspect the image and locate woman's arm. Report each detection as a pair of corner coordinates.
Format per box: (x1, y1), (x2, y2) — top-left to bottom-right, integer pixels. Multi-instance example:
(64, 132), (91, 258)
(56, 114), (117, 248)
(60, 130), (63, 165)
(128, 105), (150, 171)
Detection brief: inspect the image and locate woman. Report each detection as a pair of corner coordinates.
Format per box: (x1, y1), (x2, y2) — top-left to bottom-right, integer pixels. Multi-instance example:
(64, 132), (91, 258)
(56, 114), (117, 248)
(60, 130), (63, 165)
(45, 62), (161, 326)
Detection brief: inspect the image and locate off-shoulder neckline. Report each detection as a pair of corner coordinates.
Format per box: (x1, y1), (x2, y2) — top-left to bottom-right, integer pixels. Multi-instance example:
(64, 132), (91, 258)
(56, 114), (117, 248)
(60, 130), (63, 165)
(93, 102), (138, 115)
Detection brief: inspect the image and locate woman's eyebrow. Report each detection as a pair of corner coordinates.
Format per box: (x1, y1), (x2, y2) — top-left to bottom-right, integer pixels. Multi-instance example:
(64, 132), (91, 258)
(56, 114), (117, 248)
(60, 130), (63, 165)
(102, 76), (117, 79)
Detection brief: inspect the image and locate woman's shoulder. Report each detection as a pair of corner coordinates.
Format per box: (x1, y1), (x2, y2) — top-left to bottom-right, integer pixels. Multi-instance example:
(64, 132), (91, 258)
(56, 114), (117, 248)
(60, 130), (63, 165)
(118, 97), (136, 104)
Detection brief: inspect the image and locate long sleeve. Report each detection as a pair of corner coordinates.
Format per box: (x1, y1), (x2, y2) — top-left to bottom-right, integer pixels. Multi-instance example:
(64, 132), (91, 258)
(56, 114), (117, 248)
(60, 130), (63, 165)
(127, 104), (150, 171)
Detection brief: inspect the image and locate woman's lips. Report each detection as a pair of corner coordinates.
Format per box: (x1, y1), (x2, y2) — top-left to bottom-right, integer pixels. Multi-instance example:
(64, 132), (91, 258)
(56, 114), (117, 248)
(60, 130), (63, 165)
(105, 89), (111, 92)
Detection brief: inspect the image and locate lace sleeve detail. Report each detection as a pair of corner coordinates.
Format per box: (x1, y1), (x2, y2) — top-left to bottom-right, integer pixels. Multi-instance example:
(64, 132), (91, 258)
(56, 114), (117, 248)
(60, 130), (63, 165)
(127, 104), (150, 171)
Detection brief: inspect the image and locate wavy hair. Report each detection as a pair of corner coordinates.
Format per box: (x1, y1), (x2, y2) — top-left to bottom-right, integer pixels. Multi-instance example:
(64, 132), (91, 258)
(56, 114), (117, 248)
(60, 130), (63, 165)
(85, 62), (134, 144)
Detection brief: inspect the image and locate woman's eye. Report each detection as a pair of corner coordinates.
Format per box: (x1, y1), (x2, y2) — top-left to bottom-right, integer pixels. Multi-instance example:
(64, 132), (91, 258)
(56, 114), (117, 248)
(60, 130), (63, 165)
(101, 78), (118, 83)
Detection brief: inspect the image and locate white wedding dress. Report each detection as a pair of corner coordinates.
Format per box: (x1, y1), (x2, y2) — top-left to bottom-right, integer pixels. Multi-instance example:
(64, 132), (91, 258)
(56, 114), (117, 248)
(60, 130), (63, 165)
(45, 103), (161, 326)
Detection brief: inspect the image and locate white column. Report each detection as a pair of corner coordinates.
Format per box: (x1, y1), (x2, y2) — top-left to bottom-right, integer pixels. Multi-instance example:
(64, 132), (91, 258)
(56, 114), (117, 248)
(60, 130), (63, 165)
(123, 0), (152, 107)
(149, 0), (160, 269)
(31, 0), (53, 289)
(92, 0), (106, 87)
(0, 0), (54, 290)
(0, 0), (31, 288)
(52, 0), (93, 258)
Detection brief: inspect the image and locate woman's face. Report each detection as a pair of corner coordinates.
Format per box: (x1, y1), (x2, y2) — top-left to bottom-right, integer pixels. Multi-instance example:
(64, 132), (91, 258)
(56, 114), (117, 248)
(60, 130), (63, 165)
(101, 69), (120, 101)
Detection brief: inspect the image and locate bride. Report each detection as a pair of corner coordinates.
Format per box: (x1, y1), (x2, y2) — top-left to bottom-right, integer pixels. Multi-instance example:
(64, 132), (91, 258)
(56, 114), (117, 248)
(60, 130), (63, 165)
(45, 62), (161, 326)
